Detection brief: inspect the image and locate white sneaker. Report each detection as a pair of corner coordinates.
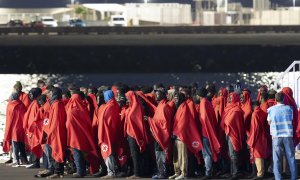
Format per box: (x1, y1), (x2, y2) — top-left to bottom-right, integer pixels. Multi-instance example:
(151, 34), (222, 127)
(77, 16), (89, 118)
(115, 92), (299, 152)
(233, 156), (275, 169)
(169, 174), (180, 179)
(175, 174), (186, 180)
(11, 162), (21, 167)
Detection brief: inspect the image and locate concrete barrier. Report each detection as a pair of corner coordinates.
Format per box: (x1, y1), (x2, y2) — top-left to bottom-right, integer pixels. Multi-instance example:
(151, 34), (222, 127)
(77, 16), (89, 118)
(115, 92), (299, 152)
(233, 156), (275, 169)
(0, 25), (300, 35)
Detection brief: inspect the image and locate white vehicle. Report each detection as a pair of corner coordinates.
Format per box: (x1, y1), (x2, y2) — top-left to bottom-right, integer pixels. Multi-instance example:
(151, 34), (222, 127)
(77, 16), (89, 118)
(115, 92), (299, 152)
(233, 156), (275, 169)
(40, 16), (58, 27)
(109, 15), (127, 27)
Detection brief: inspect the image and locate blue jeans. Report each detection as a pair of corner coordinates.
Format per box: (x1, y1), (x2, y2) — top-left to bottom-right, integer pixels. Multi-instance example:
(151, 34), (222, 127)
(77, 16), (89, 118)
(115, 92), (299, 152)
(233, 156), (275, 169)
(202, 137), (212, 176)
(227, 136), (241, 176)
(72, 148), (86, 176)
(272, 137), (298, 180)
(44, 144), (54, 170)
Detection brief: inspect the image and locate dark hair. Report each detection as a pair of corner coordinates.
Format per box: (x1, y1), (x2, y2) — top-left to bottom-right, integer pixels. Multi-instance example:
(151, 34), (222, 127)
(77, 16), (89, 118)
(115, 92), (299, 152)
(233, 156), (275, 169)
(37, 94), (47, 106)
(252, 100), (260, 108)
(37, 79), (45, 85)
(46, 85), (54, 91)
(260, 92), (268, 101)
(268, 89), (277, 99)
(275, 92), (284, 103)
(196, 87), (208, 98)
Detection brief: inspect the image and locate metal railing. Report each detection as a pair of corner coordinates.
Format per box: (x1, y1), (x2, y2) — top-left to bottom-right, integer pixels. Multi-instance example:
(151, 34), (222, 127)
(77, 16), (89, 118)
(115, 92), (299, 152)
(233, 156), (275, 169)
(274, 60), (300, 106)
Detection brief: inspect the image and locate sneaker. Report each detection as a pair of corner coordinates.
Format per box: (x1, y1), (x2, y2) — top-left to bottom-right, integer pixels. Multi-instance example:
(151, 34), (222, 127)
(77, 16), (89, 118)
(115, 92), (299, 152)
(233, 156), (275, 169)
(175, 174), (186, 180)
(11, 162), (21, 167)
(26, 163), (40, 169)
(169, 174), (180, 179)
(126, 175), (142, 179)
(72, 173), (84, 178)
(46, 174), (63, 179)
(152, 174), (167, 179)
(101, 175), (116, 179)
(35, 169), (54, 178)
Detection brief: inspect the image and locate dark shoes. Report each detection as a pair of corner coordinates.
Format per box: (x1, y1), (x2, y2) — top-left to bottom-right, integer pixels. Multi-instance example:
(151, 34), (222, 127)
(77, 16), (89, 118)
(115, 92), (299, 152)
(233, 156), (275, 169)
(34, 169), (54, 178)
(46, 173), (64, 179)
(26, 163), (40, 169)
(251, 176), (264, 180)
(72, 173), (84, 178)
(93, 170), (107, 177)
(199, 175), (212, 180)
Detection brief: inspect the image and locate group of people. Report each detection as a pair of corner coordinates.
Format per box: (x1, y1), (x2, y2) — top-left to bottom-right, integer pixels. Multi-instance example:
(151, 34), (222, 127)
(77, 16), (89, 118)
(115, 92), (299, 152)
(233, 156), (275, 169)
(2, 80), (300, 180)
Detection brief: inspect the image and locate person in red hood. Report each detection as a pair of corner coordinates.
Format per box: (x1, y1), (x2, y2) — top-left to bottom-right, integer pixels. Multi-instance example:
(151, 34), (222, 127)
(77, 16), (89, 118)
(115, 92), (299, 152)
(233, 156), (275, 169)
(97, 90), (123, 178)
(247, 101), (268, 180)
(216, 87), (228, 123)
(66, 91), (99, 178)
(3, 92), (28, 167)
(240, 89), (252, 136)
(61, 90), (71, 106)
(281, 87), (300, 146)
(125, 91), (149, 179)
(86, 87), (98, 121)
(221, 92), (245, 180)
(169, 91), (203, 180)
(256, 85), (268, 102)
(13, 81), (30, 109)
(37, 79), (47, 94)
(196, 87), (221, 179)
(23, 88), (42, 169)
(42, 87), (67, 179)
(148, 88), (173, 179)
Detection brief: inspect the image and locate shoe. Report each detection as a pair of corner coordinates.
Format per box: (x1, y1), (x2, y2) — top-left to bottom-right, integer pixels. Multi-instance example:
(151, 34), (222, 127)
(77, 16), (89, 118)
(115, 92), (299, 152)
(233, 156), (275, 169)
(46, 174), (63, 179)
(175, 174), (186, 180)
(4, 158), (13, 164)
(11, 162), (21, 167)
(26, 163), (40, 169)
(101, 175), (116, 179)
(72, 173), (84, 178)
(169, 174), (180, 179)
(220, 173), (232, 178)
(35, 170), (54, 178)
(126, 175), (142, 179)
(251, 177), (263, 180)
(229, 176), (239, 180)
(93, 170), (107, 177)
(199, 175), (212, 180)
(116, 172), (127, 178)
(152, 174), (167, 179)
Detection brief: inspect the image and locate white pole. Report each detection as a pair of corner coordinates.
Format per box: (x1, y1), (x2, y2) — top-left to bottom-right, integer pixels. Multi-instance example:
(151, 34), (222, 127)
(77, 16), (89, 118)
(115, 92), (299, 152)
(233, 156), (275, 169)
(294, 0), (296, 7)
(144, 0), (148, 4)
(225, 0), (228, 12)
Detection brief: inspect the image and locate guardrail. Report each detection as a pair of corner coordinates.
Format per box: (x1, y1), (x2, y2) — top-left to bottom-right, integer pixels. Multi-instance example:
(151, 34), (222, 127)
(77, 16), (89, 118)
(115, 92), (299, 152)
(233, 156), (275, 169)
(1, 25), (300, 35)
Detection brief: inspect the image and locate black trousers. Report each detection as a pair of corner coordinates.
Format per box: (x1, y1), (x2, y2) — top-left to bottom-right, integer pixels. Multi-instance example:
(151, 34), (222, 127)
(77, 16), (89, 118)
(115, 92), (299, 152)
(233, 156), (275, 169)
(128, 136), (149, 176)
(12, 141), (28, 163)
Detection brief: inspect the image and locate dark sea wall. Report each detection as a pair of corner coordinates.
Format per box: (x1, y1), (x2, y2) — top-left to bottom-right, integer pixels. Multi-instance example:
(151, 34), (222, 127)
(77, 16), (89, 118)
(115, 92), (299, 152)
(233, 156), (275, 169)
(0, 45), (297, 73)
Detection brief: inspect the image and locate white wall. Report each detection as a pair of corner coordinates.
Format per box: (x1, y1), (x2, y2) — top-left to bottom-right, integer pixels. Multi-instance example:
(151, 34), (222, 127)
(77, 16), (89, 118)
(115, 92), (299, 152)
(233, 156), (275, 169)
(125, 3), (192, 25)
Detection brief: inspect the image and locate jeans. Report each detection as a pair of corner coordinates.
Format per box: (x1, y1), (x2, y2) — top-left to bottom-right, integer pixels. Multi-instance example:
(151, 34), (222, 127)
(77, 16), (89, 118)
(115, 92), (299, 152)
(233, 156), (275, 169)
(72, 148), (86, 176)
(12, 141), (28, 164)
(44, 144), (54, 170)
(105, 155), (118, 176)
(227, 136), (241, 177)
(272, 137), (298, 180)
(202, 137), (213, 176)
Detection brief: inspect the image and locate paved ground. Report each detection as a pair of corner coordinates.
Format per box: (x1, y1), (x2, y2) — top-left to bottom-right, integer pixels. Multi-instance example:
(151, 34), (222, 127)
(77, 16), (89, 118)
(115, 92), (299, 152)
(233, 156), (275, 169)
(0, 163), (296, 180)
(0, 33), (300, 46)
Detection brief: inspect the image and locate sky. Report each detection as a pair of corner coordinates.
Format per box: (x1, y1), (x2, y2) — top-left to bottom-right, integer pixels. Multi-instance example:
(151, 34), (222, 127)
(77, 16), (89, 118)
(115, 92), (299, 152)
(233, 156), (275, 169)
(0, 0), (297, 8)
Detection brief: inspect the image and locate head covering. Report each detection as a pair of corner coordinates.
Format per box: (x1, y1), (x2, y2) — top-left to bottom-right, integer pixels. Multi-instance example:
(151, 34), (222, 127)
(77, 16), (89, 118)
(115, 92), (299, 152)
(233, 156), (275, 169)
(50, 87), (62, 104)
(29, 88), (42, 101)
(104, 90), (114, 103)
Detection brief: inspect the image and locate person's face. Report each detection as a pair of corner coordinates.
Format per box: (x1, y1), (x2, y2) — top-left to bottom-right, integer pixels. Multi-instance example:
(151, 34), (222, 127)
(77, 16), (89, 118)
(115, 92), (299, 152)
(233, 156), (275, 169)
(80, 88), (87, 95)
(240, 94), (245, 103)
(155, 91), (164, 102)
(45, 90), (52, 99)
(227, 94), (233, 103)
(29, 92), (34, 101)
(116, 91), (126, 107)
(218, 89), (222, 96)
